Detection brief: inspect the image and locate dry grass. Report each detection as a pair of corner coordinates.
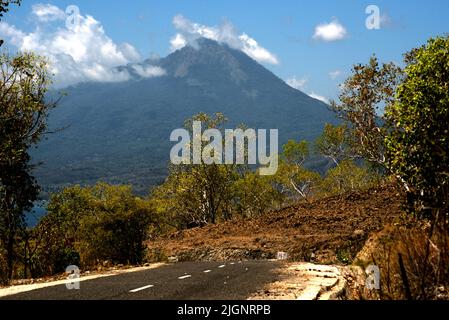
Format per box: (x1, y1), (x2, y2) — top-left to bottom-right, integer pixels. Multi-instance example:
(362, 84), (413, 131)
(147, 183), (404, 265)
(353, 220), (449, 300)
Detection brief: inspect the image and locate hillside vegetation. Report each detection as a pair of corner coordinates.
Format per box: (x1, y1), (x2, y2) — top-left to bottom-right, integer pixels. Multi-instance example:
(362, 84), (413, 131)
(1, 14), (448, 301)
(32, 38), (337, 195)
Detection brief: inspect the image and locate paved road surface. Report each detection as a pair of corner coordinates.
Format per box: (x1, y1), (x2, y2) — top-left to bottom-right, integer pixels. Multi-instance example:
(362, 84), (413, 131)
(1, 261), (282, 300)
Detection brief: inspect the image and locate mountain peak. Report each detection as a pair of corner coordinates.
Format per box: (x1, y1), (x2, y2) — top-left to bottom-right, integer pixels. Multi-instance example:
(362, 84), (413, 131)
(158, 38), (243, 76)
(34, 37), (337, 193)
(154, 37), (293, 92)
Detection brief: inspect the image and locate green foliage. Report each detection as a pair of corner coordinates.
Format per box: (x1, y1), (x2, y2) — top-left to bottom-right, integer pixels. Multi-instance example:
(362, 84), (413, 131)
(276, 162), (321, 202)
(151, 162), (236, 228)
(151, 113), (284, 226)
(152, 162), (281, 227)
(275, 140), (322, 202)
(385, 35), (449, 220)
(233, 172), (283, 217)
(78, 184), (154, 266)
(32, 39), (338, 194)
(336, 247), (352, 265)
(153, 118), (379, 225)
(0, 52), (54, 282)
(320, 160), (376, 196)
(282, 139), (309, 165)
(27, 185), (91, 275)
(315, 123), (352, 165)
(34, 183), (156, 274)
(332, 55), (403, 166)
(154, 113), (237, 226)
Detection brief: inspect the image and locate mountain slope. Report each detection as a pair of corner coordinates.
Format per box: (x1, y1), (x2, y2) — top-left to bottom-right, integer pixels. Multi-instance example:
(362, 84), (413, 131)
(147, 184), (403, 264)
(33, 38), (338, 194)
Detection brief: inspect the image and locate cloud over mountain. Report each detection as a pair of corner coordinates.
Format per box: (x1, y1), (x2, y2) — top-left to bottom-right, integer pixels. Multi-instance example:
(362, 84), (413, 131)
(170, 14), (279, 65)
(286, 76), (307, 90)
(0, 3), (155, 87)
(286, 76), (329, 105)
(0, 6), (278, 86)
(308, 92), (329, 104)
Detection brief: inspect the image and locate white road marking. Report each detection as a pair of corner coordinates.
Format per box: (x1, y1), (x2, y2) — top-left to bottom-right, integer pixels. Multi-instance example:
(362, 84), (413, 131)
(230, 262), (235, 265)
(218, 265), (226, 268)
(0, 263), (165, 298)
(178, 275), (192, 280)
(129, 284), (154, 293)
(203, 270), (212, 273)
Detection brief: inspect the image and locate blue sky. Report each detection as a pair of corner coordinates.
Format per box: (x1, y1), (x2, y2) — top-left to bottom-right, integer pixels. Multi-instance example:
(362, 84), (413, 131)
(2, 0), (448, 101)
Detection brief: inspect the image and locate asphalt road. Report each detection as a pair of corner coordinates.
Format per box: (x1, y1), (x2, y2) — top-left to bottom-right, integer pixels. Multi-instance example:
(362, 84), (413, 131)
(1, 261), (282, 300)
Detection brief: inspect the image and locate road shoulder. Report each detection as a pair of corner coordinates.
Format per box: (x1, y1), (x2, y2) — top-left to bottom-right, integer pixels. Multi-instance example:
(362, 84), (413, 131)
(0, 263), (165, 298)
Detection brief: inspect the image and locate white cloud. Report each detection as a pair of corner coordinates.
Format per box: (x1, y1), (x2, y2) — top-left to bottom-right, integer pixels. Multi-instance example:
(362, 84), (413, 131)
(313, 19), (347, 42)
(169, 14), (279, 65)
(0, 4), (149, 87)
(32, 3), (65, 22)
(329, 70), (342, 80)
(308, 92), (329, 104)
(286, 76), (307, 90)
(170, 33), (187, 51)
(0, 22), (25, 44)
(286, 76), (328, 104)
(239, 34), (279, 65)
(120, 43), (141, 62)
(132, 65), (166, 78)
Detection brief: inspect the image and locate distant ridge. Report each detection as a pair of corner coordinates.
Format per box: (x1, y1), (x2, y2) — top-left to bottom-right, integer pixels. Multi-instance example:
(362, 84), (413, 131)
(33, 38), (338, 194)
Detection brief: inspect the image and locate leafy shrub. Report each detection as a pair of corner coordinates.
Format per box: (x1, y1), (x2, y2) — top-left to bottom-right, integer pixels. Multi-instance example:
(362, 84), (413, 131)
(34, 183), (155, 273)
(319, 160), (376, 196)
(275, 140), (322, 202)
(385, 36), (449, 221)
(233, 172), (283, 217)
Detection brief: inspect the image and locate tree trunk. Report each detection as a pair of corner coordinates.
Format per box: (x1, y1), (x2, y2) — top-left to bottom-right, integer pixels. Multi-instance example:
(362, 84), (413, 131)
(6, 231), (14, 280)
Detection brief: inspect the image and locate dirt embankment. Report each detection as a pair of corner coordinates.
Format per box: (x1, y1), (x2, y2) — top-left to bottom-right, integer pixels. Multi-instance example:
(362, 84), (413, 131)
(147, 184), (405, 265)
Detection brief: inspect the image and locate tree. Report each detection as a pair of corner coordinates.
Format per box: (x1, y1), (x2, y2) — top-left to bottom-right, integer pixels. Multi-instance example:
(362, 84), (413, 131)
(275, 140), (321, 202)
(0, 1), (20, 17)
(331, 56), (403, 166)
(282, 139), (309, 166)
(319, 160), (375, 196)
(152, 162), (236, 228)
(0, 52), (55, 282)
(78, 184), (154, 266)
(35, 183), (156, 273)
(152, 113), (238, 227)
(233, 171), (283, 217)
(34, 185), (92, 274)
(315, 123), (352, 166)
(385, 35), (449, 222)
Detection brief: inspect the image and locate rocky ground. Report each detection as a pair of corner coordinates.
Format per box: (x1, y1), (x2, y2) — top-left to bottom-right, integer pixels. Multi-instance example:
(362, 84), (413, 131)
(249, 262), (346, 300)
(147, 184), (405, 265)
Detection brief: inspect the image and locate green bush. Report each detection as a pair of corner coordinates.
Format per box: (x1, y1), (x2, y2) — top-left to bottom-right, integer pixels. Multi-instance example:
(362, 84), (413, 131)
(233, 172), (283, 217)
(34, 183), (155, 273)
(385, 36), (449, 220)
(320, 160), (376, 196)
